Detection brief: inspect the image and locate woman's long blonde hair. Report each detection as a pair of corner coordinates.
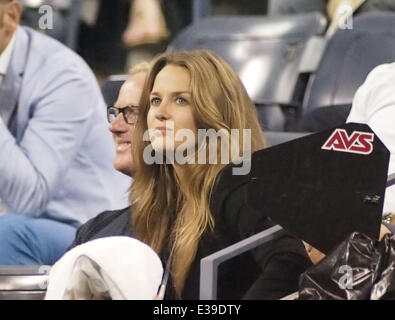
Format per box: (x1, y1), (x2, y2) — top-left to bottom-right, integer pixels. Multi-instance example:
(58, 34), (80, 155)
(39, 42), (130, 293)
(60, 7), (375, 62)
(131, 50), (266, 297)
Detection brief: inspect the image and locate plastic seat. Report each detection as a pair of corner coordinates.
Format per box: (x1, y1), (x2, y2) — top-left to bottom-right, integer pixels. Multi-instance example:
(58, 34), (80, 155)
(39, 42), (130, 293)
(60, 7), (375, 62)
(0, 266), (50, 300)
(264, 131), (311, 147)
(303, 12), (395, 114)
(169, 13), (327, 131)
(101, 75), (129, 106)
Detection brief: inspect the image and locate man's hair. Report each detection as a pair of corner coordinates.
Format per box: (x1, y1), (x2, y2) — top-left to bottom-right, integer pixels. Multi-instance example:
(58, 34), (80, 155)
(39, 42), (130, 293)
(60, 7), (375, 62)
(129, 61), (150, 76)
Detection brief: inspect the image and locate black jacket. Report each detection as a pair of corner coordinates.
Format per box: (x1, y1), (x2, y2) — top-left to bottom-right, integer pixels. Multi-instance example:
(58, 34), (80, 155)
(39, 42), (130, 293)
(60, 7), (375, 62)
(70, 165), (312, 300)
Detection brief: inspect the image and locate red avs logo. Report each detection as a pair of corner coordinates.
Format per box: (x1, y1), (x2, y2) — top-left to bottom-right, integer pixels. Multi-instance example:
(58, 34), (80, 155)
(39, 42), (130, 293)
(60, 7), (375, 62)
(321, 129), (374, 155)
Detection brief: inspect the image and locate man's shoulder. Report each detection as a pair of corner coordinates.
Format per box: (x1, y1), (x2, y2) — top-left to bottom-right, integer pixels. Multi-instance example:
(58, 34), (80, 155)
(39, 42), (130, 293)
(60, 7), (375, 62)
(16, 27), (102, 106)
(348, 62), (395, 122)
(23, 26), (76, 58)
(20, 26), (91, 76)
(368, 62), (395, 78)
(360, 63), (395, 91)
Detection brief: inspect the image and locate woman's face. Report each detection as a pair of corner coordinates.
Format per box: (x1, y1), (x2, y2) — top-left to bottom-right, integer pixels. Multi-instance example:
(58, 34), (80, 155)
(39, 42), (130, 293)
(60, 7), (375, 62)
(147, 65), (198, 155)
(109, 71), (146, 177)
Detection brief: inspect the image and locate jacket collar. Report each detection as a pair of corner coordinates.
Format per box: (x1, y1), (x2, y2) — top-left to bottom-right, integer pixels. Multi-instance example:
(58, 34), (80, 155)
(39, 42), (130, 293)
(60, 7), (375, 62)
(0, 26), (29, 126)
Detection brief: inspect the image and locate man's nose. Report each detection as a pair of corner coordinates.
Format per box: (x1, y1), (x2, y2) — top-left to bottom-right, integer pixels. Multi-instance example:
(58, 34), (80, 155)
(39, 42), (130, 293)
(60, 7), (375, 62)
(109, 114), (128, 132)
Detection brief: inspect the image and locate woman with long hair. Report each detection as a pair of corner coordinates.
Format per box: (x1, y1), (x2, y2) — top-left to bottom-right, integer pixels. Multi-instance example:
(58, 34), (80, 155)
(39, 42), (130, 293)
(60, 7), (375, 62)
(70, 50), (311, 299)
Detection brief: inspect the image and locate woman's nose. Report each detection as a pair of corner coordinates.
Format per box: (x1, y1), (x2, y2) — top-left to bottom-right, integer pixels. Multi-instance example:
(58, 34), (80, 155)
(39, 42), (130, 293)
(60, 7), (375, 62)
(154, 101), (170, 121)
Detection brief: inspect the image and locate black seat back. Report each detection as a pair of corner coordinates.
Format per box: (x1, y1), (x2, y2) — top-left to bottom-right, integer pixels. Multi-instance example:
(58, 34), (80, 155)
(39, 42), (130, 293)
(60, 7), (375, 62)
(101, 75), (129, 106)
(304, 12), (395, 112)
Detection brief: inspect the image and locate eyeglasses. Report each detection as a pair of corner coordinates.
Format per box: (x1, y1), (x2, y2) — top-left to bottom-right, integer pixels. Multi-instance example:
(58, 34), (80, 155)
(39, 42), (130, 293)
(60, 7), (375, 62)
(107, 105), (139, 125)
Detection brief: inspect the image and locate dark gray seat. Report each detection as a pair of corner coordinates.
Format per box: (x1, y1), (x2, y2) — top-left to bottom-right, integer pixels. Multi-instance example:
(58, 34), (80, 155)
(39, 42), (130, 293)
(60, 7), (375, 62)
(101, 75), (129, 106)
(303, 12), (395, 113)
(169, 13), (327, 131)
(0, 266), (50, 300)
(264, 131), (311, 147)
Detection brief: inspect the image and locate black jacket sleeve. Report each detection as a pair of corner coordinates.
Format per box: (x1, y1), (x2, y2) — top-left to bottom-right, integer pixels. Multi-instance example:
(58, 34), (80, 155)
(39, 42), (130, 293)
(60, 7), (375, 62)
(228, 188), (312, 299)
(211, 165), (312, 299)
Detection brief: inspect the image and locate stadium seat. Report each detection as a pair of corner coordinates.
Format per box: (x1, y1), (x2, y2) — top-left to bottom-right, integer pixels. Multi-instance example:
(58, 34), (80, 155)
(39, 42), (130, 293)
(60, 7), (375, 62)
(169, 12), (327, 131)
(101, 75), (129, 106)
(264, 131), (311, 147)
(192, 0), (212, 22)
(0, 266), (50, 300)
(302, 12), (395, 115)
(199, 225), (284, 300)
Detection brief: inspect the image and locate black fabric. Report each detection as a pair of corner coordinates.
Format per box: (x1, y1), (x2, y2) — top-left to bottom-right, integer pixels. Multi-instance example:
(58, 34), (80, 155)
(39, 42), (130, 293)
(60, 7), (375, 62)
(77, 0), (130, 78)
(69, 207), (133, 250)
(70, 167), (311, 300)
(304, 12), (395, 111)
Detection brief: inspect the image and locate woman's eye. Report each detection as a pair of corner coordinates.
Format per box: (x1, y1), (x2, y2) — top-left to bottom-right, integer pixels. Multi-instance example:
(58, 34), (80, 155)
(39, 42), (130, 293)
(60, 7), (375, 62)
(176, 97), (188, 105)
(150, 97), (161, 106)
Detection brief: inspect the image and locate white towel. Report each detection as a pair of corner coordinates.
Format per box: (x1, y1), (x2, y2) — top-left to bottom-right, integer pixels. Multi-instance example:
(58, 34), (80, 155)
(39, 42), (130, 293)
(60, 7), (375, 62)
(45, 236), (163, 300)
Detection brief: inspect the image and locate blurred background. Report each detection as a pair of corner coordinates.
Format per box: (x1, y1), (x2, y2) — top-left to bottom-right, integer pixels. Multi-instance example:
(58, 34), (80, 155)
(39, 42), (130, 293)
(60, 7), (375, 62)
(18, 0), (395, 132)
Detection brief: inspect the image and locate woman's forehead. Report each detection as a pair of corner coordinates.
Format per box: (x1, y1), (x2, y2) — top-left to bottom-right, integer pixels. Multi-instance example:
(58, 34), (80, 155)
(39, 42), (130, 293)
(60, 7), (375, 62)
(152, 65), (191, 93)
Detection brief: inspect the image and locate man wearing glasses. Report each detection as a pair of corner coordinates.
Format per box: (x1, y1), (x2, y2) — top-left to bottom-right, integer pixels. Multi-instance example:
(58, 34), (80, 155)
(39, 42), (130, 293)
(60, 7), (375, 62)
(107, 65), (148, 177)
(69, 62), (149, 249)
(0, 0), (130, 265)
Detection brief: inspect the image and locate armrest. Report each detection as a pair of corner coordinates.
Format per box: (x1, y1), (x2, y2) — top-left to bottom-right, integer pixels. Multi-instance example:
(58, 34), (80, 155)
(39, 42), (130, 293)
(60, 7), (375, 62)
(0, 265), (50, 275)
(387, 173), (395, 188)
(199, 225), (284, 300)
(0, 265), (51, 291)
